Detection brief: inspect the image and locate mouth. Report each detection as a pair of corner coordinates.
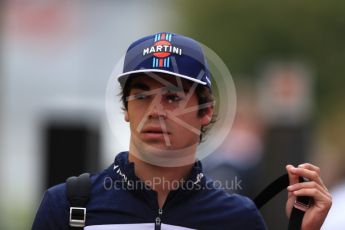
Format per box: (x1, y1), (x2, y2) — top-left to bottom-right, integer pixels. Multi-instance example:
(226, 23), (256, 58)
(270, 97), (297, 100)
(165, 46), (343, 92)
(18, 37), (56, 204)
(141, 127), (171, 135)
(140, 126), (172, 146)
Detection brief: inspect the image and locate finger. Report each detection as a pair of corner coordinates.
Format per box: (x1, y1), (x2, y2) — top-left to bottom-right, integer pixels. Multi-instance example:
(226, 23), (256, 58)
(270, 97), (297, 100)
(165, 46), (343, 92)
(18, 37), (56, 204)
(298, 163), (327, 189)
(286, 165), (300, 186)
(298, 163), (321, 175)
(287, 181), (329, 196)
(292, 188), (331, 206)
(293, 188), (321, 200)
(289, 167), (324, 187)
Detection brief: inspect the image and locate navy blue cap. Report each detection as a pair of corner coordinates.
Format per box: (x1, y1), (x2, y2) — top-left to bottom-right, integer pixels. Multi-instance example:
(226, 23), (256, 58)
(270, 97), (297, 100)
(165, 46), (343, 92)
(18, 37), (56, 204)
(117, 32), (212, 89)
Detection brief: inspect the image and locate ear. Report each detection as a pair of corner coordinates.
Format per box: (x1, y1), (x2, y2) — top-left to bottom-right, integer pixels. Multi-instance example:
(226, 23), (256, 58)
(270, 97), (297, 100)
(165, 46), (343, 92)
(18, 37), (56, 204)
(200, 106), (214, 126)
(124, 110), (129, 122)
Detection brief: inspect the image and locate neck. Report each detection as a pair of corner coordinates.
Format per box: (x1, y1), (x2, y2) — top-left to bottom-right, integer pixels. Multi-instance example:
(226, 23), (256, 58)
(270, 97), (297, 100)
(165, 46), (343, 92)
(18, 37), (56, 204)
(128, 152), (194, 191)
(128, 149), (195, 208)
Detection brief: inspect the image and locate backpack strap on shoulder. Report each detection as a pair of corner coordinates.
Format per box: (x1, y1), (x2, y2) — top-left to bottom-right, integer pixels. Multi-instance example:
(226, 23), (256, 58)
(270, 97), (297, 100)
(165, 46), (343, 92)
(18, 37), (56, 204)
(66, 173), (91, 230)
(254, 173), (312, 230)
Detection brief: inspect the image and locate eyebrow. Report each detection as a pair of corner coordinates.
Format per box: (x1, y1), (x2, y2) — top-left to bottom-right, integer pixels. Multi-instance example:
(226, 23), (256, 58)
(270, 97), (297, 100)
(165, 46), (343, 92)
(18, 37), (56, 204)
(130, 82), (150, 91)
(164, 85), (188, 93)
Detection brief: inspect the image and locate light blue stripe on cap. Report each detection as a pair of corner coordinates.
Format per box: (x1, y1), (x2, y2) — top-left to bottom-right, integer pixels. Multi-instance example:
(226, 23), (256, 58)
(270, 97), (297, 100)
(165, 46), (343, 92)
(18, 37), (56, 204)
(167, 57), (170, 68)
(152, 57), (156, 67)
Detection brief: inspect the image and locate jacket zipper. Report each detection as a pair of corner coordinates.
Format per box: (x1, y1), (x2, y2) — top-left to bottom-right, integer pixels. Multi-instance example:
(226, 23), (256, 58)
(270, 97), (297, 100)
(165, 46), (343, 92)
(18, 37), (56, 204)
(154, 186), (183, 229)
(155, 208), (163, 230)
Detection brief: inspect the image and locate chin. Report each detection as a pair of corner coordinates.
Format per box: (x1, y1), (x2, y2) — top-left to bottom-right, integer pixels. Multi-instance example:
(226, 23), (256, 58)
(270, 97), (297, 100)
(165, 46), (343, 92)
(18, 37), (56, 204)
(131, 140), (196, 167)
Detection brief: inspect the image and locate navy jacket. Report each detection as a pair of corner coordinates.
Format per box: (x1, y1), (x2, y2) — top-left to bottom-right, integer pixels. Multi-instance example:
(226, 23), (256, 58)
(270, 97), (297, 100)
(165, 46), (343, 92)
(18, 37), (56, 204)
(32, 152), (267, 229)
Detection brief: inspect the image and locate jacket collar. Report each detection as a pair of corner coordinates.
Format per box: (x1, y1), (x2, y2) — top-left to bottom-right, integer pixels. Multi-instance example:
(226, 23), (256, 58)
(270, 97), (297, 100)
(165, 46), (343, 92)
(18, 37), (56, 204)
(108, 151), (206, 190)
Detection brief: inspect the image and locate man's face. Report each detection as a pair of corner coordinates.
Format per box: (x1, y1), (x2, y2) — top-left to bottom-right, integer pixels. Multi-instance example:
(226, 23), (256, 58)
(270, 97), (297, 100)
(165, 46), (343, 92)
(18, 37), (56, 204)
(124, 73), (213, 153)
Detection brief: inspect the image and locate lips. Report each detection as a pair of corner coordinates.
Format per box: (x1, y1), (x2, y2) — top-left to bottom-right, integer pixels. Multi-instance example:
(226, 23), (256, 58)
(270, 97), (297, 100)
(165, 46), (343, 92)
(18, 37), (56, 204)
(141, 126), (171, 135)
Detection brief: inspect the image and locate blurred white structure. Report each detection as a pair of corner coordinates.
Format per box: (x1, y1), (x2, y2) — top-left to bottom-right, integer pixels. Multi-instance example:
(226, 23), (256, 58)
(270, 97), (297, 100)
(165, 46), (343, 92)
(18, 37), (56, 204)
(322, 182), (345, 229)
(0, 1), (178, 229)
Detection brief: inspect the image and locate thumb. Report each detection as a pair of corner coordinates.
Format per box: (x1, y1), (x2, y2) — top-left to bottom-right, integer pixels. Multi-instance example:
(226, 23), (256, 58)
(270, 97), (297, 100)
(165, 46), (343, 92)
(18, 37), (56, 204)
(285, 165), (299, 218)
(286, 164), (299, 186)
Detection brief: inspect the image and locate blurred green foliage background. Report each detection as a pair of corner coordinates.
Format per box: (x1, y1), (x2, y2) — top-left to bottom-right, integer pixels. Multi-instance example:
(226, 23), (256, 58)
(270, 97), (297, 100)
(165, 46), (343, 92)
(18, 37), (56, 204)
(177, 0), (345, 118)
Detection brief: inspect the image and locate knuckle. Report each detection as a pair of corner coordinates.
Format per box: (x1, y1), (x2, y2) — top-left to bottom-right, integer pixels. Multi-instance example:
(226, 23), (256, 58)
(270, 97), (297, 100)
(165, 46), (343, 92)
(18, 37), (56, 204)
(304, 163), (312, 167)
(298, 163), (306, 168)
(315, 166), (321, 174)
(324, 195), (333, 208)
(310, 171), (318, 179)
(311, 189), (318, 196)
(306, 162), (314, 167)
(309, 181), (317, 187)
(329, 195), (333, 205)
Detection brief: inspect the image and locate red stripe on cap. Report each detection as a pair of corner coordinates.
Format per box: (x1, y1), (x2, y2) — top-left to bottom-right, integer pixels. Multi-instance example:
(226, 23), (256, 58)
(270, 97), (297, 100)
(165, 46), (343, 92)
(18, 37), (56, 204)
(161, 33), (166, 40)
(159, 59), (163, 67)
(154, 52), (170, 58)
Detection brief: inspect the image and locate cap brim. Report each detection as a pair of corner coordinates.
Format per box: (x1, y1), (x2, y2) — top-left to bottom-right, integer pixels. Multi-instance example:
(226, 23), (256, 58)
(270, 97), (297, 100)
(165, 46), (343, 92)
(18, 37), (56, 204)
(117, 69), (207, 87)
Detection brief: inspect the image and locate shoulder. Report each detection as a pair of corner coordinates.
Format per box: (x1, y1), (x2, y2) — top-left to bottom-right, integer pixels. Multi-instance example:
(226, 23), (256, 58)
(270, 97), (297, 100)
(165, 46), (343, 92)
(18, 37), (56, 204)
(31, 182), (69, 229)
(32, 168), (110, 229)
(191, 178), (267, 229)
(199, 182), (258, 214)
(201, 177), (255, 206)
(45, 169), (107, 201)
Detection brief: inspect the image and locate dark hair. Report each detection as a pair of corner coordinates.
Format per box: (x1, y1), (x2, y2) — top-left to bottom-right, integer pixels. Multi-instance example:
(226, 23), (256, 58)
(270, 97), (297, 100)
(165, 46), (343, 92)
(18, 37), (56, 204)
(119, 77), (217, 142)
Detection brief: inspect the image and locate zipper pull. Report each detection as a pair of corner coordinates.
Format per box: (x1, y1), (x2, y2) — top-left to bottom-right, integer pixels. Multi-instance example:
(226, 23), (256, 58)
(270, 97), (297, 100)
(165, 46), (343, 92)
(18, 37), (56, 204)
(155, 208), (163, 229)
(155, 217), (161, 225)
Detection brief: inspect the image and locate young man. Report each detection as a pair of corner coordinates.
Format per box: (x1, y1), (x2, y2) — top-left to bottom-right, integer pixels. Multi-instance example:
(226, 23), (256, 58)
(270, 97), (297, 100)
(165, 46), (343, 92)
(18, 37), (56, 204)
(32, 32), (331, 229)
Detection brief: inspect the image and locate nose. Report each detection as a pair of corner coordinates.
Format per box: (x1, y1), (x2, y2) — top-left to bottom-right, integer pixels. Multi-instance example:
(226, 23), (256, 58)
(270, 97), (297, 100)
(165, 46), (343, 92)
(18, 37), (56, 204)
(148, 104), (167, 119)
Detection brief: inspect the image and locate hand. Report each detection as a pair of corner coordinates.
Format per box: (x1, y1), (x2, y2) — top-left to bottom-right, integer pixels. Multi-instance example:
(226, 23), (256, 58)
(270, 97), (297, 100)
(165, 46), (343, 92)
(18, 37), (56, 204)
(286, 163), (332, 230)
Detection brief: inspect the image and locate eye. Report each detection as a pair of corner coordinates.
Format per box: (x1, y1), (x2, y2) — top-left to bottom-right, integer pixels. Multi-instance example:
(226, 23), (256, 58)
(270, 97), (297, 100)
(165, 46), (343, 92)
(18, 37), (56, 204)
(165, 94), (182, 103)
(134, 93), (149, 100)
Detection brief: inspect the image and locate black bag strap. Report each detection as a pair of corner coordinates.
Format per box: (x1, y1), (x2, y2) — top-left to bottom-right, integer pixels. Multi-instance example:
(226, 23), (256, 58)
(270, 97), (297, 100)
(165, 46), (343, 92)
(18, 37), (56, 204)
(253, 173), (312, 230)
(66, 173), (91, 230)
